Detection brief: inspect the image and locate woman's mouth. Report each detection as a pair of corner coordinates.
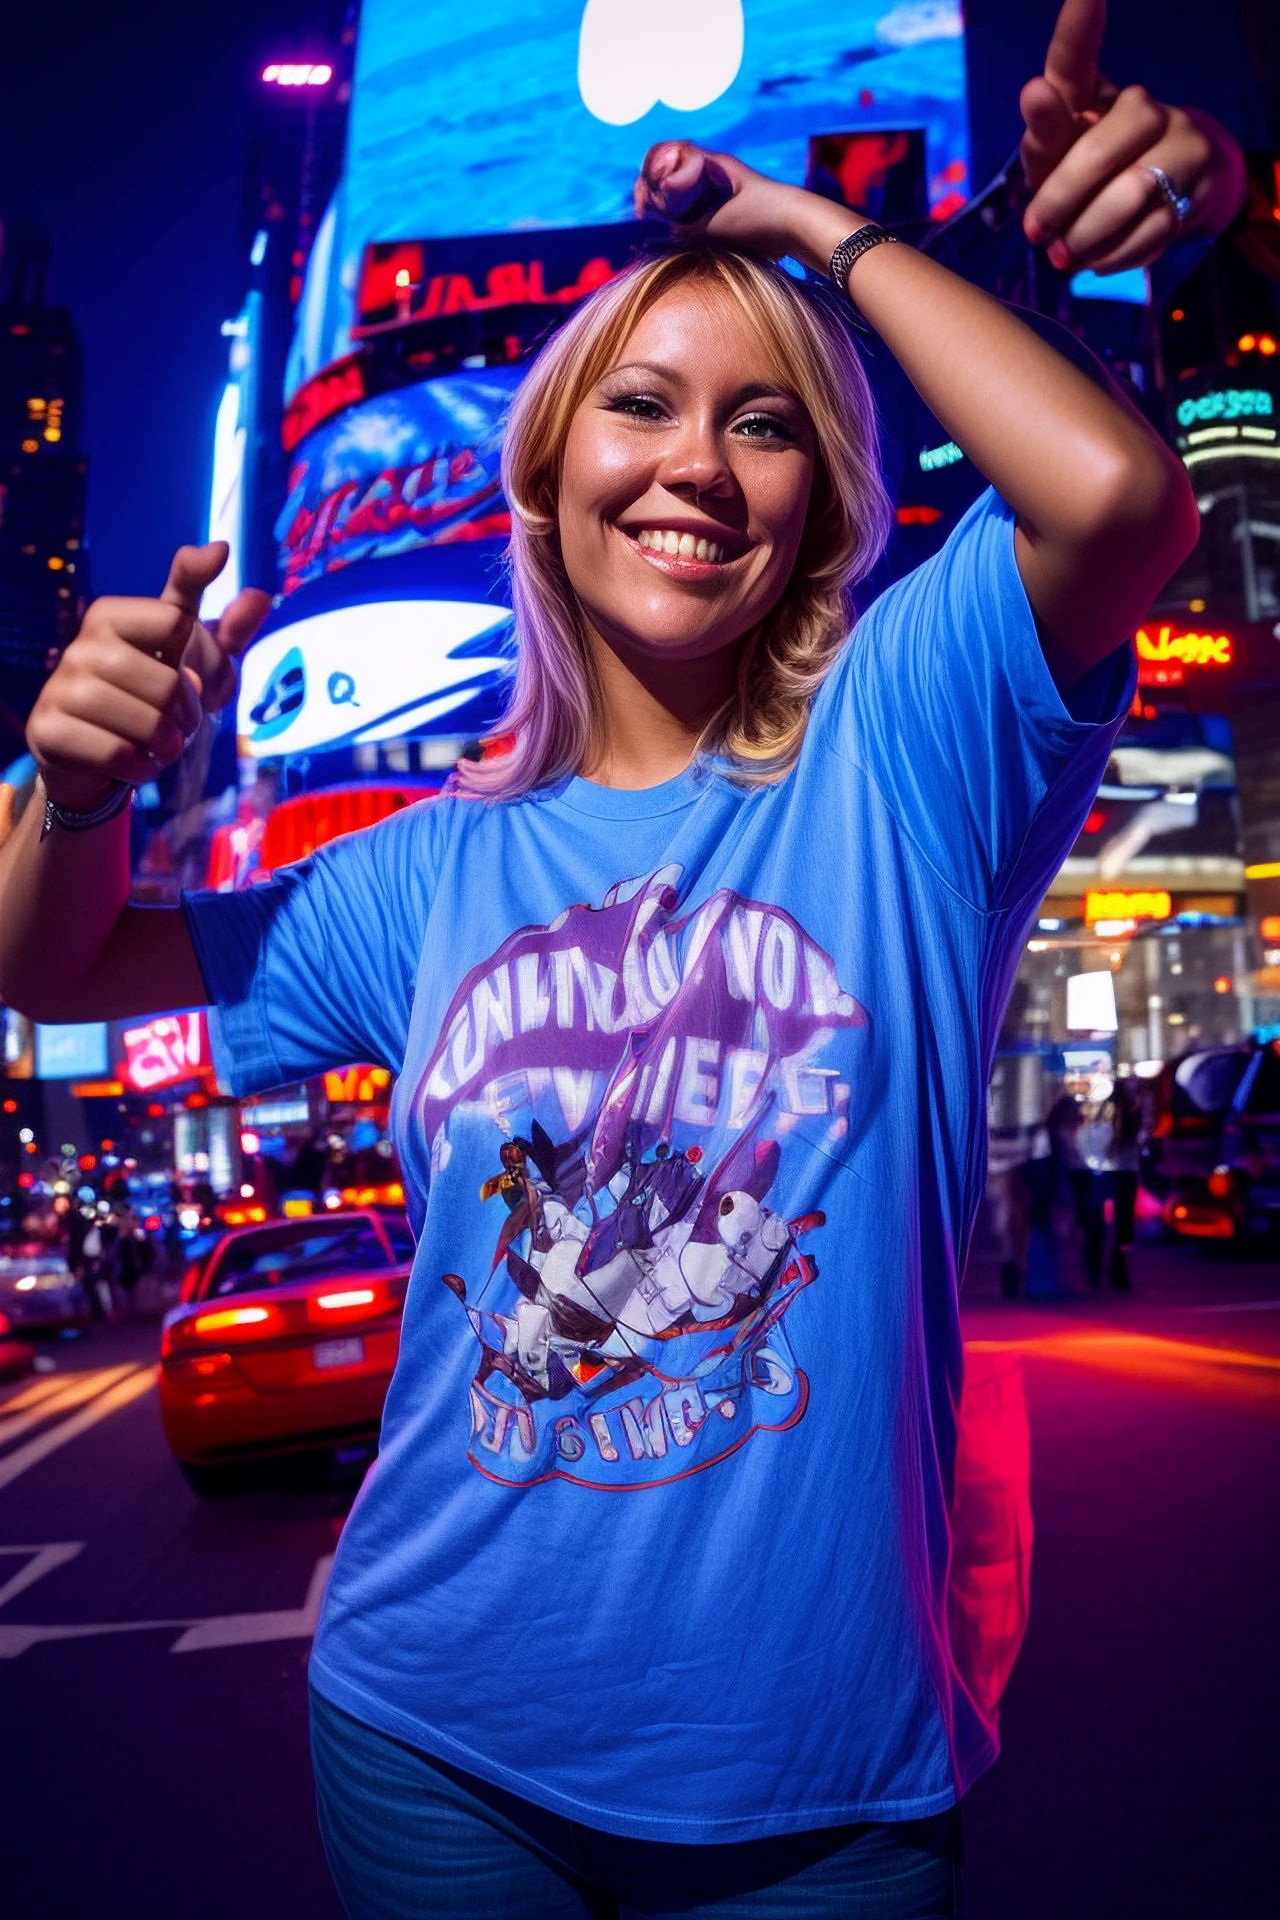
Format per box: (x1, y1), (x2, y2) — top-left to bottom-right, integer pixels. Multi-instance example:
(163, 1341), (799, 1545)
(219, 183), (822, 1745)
(621, 525), (743, 576)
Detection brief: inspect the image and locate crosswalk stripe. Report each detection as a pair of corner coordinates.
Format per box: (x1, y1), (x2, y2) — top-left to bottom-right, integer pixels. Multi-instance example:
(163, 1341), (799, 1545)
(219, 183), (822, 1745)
(0, 1369), (155, 1493)
(0, 1366), (142, 1451)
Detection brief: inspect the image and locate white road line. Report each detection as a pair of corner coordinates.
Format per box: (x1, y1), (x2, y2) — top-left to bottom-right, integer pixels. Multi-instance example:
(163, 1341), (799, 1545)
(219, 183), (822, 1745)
(0, 1365), (143, 1450)
(0, 1552), (334, 1660)
(171, 1554), (333, 1652)
(0, 1541), (84, 1610)
(0, 1368), (155, 1493)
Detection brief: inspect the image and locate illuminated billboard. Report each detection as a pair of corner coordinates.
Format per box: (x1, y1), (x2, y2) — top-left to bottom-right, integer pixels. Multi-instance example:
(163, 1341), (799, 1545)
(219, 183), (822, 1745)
(277, 366), (521, 595)
(288, 0), (969, 392)
(238, 598), (512, 757)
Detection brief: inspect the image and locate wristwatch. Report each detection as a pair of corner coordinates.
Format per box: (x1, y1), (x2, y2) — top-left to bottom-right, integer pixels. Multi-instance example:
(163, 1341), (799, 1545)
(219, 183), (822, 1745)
(39, 775), (135, 840)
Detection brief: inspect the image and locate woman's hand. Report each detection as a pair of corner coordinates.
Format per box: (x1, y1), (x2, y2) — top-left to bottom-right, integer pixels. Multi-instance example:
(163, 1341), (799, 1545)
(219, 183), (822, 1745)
(1019, 0), (1246, 273)
(633, 143), (841, 269)
(27, 542), (270, 812)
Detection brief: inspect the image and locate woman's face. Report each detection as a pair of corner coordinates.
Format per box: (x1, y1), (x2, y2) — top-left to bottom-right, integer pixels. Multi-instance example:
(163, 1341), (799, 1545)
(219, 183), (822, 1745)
(558, 287), (817, 664)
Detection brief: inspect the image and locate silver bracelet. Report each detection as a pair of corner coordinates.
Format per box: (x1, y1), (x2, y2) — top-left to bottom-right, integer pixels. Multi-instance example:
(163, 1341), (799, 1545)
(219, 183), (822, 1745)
(829, 223), (900, 302)
(39, 775), (135, 840)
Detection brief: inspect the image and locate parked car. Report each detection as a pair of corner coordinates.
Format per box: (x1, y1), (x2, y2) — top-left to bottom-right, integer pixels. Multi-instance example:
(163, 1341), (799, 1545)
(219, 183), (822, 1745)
(0, 1243), (90, 1336)
(158, 1209), (414, 1495)
(0, 1310), (35, 1381)
(1154, 1038), (1280, 1243)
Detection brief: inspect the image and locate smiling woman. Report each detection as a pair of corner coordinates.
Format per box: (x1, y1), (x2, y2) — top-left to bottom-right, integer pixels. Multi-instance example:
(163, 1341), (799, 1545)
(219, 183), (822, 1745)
(459, 245), (890, 797)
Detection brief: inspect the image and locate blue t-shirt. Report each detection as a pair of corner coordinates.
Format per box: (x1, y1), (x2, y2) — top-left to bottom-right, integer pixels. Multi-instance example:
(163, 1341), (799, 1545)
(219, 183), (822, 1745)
(185, 490), (1132, 1842)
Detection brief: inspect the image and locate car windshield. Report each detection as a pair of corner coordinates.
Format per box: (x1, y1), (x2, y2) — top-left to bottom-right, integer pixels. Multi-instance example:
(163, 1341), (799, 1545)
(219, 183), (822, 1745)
(381, 1215), (415, 1262)
(201, 1219), (392, 1299)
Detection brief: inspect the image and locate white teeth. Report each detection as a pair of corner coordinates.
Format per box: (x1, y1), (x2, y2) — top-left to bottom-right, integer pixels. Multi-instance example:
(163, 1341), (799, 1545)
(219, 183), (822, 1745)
(634, 528), (727, 561)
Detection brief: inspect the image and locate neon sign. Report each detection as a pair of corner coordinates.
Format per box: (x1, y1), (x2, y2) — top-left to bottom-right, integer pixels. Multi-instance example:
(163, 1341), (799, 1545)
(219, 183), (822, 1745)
(121, 1013), (210, 1092)
(1084, 890), (1172, 925)
(1135, 626), (1232, 667)
(1175, 388), (1273, 428)
(262, 62), (332, 87)
(324, 1066), (393, 1103)
(918, 441), (963, 472)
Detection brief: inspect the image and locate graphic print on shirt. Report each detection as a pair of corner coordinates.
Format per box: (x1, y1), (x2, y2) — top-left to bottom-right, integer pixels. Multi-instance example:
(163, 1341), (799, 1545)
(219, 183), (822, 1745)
(412, 865), (866, 1489)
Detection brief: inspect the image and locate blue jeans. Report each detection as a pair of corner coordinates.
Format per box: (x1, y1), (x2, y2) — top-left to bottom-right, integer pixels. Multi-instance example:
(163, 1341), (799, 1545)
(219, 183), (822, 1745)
(310, 1689), (965, 1919)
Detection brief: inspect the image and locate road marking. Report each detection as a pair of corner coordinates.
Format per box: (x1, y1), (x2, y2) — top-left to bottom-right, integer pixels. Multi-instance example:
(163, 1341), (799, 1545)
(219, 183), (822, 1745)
(0, 1550), (333, 1660)
(0, 1367), (155, 1492)
(0, 1541), (84, 1610)
(0, 1374), (77, 1415)
(0, 1365), (143, 1450)
(171, 1554), (333, 1652)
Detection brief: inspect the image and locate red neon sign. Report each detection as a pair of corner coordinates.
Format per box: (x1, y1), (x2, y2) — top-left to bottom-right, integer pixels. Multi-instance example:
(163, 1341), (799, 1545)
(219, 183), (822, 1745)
(1135, 625), (1232, 666)
(282, 353), (366, 454)
(356, 249), (617, 337)
(121, 1013), (210, 1092)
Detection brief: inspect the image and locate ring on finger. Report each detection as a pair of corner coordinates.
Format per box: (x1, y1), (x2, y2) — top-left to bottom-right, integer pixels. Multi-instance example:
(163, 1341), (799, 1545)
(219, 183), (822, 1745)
(1144, 164), (1192, 226)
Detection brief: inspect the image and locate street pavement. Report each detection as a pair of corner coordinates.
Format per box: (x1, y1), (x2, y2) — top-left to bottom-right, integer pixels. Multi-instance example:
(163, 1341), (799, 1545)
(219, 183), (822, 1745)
(0, 1239), (1275, 1919)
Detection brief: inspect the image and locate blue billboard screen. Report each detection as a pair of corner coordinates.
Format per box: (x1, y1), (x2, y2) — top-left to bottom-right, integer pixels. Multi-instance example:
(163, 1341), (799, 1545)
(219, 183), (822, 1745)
(35, 1022), (109, 1082)
(290, 1), (969, 392)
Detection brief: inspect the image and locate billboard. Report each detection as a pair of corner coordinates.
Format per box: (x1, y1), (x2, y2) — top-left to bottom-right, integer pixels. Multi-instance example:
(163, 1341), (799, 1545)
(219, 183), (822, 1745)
(288, 0), (970, 394)
(34, 1023), (109, 1081)
(276, 366), (521, 595)
(238, 598), (513, 757)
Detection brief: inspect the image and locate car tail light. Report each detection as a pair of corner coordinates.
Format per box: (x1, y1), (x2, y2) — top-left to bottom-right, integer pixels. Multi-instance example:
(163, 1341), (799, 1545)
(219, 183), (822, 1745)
(1207, 1167), (1234, 1198)
(306, 1280), (398, 1327)
(163, 1302), (283, 1358)
(164, 1351), (238, 1390)
(0, 1310), (10, 1336)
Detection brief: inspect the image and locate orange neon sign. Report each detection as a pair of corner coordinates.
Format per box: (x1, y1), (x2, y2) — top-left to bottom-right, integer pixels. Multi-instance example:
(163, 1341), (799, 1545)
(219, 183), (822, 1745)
(1135, 625), (1232, 667)
(1084, 889), (1172, 924)
(324, 1065), (393, 1104)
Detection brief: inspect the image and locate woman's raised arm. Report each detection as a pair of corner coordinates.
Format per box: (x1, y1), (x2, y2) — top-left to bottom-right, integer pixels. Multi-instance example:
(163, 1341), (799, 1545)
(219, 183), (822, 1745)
(0, 545), (269, 1022)
(636, 143), (1201, 686)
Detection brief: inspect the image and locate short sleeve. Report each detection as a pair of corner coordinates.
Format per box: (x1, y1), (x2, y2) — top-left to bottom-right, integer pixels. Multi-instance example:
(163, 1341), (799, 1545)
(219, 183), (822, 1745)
(813, 487), (1134, 916)
(182, 801), (439, 1097)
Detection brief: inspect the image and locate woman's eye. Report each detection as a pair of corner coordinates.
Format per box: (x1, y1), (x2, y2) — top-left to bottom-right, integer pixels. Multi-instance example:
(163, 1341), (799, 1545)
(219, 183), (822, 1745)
(609, 394), (666, 420)
(734, 414), (793, 441)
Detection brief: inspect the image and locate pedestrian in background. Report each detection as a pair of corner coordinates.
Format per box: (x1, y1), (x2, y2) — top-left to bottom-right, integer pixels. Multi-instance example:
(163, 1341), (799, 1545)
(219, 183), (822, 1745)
(1080, 1077), (1143, 1291)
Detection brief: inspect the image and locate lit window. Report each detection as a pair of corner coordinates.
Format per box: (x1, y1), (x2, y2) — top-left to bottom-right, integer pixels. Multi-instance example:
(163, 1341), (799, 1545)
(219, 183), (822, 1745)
(43, 427), (61, 442)
(21, 438), (38, 453)
(47, 556), (64, 570)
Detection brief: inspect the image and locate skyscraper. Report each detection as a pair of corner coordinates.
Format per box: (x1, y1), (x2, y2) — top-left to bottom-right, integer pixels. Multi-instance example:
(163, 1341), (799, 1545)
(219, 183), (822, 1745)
(0, 223), (88, 756)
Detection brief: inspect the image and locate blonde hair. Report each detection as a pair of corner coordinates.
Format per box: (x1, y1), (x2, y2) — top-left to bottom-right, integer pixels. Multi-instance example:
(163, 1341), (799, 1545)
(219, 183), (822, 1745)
(455, 243), (890, 799)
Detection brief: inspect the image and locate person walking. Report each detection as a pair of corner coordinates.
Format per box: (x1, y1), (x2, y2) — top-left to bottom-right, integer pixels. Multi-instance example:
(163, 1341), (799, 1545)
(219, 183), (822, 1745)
(0, 8), (1241, 1911)
(1080, 1077), (1143, 1290)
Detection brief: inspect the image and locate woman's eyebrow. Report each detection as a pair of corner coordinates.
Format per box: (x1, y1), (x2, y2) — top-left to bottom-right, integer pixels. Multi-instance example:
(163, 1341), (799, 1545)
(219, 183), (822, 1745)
(602, 362), (799, 405)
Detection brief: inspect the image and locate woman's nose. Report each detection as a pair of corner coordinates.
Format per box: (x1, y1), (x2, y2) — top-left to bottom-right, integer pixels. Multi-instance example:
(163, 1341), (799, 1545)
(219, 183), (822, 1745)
(658, 426), (736, 501)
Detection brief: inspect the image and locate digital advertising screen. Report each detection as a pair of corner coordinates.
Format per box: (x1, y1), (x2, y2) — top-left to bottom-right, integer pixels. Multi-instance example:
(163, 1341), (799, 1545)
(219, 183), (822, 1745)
(256, 1), (971, 769)
(289, 0), (970, 393)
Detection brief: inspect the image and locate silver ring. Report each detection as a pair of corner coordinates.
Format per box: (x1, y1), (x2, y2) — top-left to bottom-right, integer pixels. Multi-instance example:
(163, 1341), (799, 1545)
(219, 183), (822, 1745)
(144, 749), (161, 767)
(1145, 164), (1192, 226)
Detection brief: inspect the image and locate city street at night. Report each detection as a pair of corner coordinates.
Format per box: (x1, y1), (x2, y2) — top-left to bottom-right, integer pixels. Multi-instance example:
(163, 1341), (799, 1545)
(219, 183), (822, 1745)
(3, 1), (1280, 1914)
(1, 1240), (1275, 1920)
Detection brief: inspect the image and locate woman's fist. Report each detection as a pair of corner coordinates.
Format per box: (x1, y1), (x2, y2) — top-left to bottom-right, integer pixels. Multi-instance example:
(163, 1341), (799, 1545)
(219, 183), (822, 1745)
(27, 542), (270, 812)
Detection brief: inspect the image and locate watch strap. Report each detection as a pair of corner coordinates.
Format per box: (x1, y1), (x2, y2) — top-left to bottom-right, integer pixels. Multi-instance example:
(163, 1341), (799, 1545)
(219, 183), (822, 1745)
(829, 223), (900, 301)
